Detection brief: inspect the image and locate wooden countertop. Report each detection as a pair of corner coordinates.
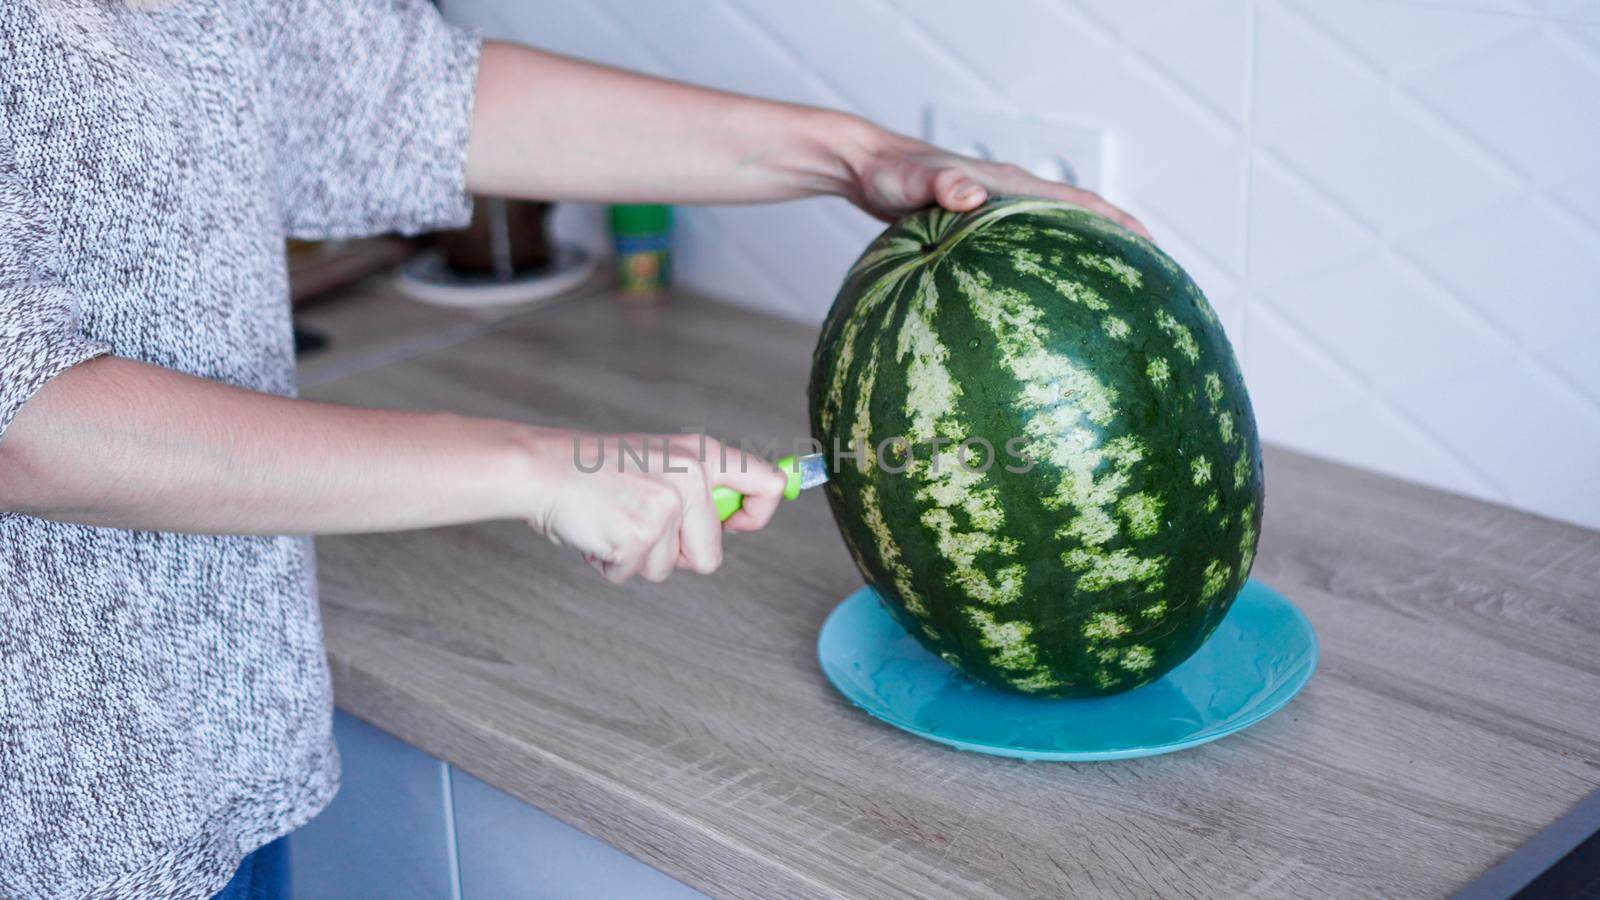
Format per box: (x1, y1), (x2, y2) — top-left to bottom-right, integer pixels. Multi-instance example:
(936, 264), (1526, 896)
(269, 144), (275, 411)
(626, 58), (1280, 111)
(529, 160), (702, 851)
(298, 284), (1600, 899)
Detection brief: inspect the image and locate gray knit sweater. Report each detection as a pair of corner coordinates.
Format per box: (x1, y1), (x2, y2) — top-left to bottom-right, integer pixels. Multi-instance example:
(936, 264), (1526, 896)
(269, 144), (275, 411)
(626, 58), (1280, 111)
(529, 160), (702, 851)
(0, 2), (478, 896)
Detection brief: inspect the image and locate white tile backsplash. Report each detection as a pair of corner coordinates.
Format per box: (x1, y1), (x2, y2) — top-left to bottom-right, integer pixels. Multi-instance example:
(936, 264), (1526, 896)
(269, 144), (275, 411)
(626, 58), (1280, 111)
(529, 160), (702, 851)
(1255, 5), (1524, 238)
(1571, 20), (1600, 53)
(1289, 0), (1528, 76)
(1244, 302), (1369, 426)
(1403, 196), (1600, 361)
(443, 0), (1600, 530)
(1245, 157), (1374, 284)
(594, 0), (829, 109)
(735, 0), (995, 136)
(910, 0), (1112, 111)
(1403, 26), (1600, 184)
(1392, 359), (1600, 526)
(1556, 166), (1600, 233)
(1257, 394), (1499, 498)
(1541, 0), (1600, 25)
(1265, 252), (1518, 391)
(1108, 0), (1253, 129)
(1137, 145), (1250, 274)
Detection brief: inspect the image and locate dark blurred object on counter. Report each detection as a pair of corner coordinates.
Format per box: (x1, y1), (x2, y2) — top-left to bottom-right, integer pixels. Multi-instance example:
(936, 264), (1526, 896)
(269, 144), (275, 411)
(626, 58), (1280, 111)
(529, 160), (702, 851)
(395, 197), (598, 308)
(287, 238), (421, 307)
(437, 198), (553, 279)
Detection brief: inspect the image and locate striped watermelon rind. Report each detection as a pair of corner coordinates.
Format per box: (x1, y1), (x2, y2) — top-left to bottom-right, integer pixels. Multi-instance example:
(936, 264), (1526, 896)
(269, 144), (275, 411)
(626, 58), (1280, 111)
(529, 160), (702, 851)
(808, 197), (1263, 698)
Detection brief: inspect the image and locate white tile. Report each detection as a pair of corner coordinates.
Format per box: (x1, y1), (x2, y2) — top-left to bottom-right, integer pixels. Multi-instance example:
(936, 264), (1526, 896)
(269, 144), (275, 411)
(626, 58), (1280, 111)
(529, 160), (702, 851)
(1258, 396), (1497, 501)
(732, 0), (991, 136)
(1400, 196), (1600, 362)
(590, 0), (831, 108)
(675, 211), (812, 321)
(1567, 21), (1600, 54)
(1539, 0), (1600, 25)
(1265, 251), (1518, 390)
(547, 202), (608, 259)
(1135, 0), (1253, 127)
(1379, 0), (1542, 16)
(908, 0), (1115, 104)
(1242, 303), (1370, 437)
(1391, 359), (1600, 529)
(1544, 331), (1600, 402)
(1404, 29), (1600, 184)
(1012, 45), (1236, 191)
(1286, 0), (1528, 76)
(1529, 336), (1600, 410)
(1070, 0), (1195, 38)
(1552, 169), (1600, 233)
(1254, 4), (1522, 237)
(1254, 0), (1384, 180)
(1138, 146), (1250, 275)
(1246, 155), (1373, 286)
(444, 0), (652, 74)
(680, 199), (872, 322)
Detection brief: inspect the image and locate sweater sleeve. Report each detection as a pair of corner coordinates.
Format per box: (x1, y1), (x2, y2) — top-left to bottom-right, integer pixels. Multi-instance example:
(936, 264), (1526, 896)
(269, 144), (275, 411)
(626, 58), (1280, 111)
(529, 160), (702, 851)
(0, 156), (110, 444)
(256, 0), (482, 240)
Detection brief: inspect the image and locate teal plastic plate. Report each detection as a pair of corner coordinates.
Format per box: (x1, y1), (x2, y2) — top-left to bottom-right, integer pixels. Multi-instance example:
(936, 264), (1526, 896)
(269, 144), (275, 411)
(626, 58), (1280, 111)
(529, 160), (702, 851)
(817, 580), (1316, 761)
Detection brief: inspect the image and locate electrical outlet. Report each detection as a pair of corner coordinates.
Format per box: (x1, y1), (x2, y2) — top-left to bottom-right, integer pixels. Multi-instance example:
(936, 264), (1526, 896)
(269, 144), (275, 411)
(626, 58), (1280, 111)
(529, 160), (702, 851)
(926, 105), (1117, 199)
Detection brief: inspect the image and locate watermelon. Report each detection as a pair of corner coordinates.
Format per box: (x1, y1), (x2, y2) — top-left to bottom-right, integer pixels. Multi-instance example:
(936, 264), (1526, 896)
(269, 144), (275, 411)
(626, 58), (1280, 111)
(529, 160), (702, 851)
(807, 197), (1262, 698)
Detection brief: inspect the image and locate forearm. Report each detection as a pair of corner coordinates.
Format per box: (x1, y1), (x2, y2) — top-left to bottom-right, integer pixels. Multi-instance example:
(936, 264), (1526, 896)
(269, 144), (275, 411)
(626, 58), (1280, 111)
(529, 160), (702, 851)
(0, 356), (540, 535)
(465, 41), (880, 204)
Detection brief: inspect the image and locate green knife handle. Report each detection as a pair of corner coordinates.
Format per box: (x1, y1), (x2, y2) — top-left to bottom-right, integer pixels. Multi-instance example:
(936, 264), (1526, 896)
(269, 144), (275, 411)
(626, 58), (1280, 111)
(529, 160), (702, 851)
(712, 454), (803, 523)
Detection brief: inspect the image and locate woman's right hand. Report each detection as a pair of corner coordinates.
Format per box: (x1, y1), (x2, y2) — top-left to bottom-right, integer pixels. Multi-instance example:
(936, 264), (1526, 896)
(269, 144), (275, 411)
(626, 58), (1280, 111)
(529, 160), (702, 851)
(519, 429), (789, 584)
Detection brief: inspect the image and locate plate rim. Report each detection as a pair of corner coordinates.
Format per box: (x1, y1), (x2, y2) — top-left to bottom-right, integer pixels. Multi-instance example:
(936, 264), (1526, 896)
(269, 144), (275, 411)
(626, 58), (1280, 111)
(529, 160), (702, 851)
(816, 580), (1318, 762)
(394, 245), (598, 308)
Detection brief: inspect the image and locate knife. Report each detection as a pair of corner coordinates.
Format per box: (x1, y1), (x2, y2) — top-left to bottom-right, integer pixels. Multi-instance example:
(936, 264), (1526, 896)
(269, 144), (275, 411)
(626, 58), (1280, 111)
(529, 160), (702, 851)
(712, 452), (829, 522)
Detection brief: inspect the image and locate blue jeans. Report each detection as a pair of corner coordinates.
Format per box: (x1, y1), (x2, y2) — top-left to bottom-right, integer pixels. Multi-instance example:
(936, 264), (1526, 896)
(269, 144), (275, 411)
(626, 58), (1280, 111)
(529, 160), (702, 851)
(210, 836), (291, 900)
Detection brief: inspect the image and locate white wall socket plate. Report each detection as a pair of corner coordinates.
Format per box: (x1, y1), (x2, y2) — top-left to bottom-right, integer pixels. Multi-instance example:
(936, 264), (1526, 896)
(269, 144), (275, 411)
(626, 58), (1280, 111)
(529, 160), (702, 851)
(926, 104), (1118, 200)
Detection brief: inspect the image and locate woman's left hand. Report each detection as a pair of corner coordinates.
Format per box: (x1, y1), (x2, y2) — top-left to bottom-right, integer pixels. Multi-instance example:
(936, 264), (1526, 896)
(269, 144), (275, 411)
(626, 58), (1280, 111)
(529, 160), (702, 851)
(837, 126), (1150, 237)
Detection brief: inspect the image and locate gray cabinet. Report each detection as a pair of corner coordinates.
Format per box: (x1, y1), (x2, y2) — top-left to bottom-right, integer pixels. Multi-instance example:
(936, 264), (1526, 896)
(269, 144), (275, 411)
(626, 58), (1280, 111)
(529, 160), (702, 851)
(288, 712), (705, 900)
(289, 714), (458, 898)
(452, 769), (705, 900)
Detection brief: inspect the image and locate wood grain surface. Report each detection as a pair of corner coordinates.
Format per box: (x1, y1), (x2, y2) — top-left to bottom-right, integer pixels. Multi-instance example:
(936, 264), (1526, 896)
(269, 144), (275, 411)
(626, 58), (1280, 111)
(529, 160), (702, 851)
(301, 288), (1600, 899)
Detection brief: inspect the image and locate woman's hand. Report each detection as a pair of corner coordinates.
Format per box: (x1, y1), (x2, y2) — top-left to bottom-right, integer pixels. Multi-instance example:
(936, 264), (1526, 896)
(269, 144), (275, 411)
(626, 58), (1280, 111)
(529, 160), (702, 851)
(835, 123), (1150, 236)
(521, 430), (789, 584)
(0, 359), (787, 583)
(467, 44), (1149, 239)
